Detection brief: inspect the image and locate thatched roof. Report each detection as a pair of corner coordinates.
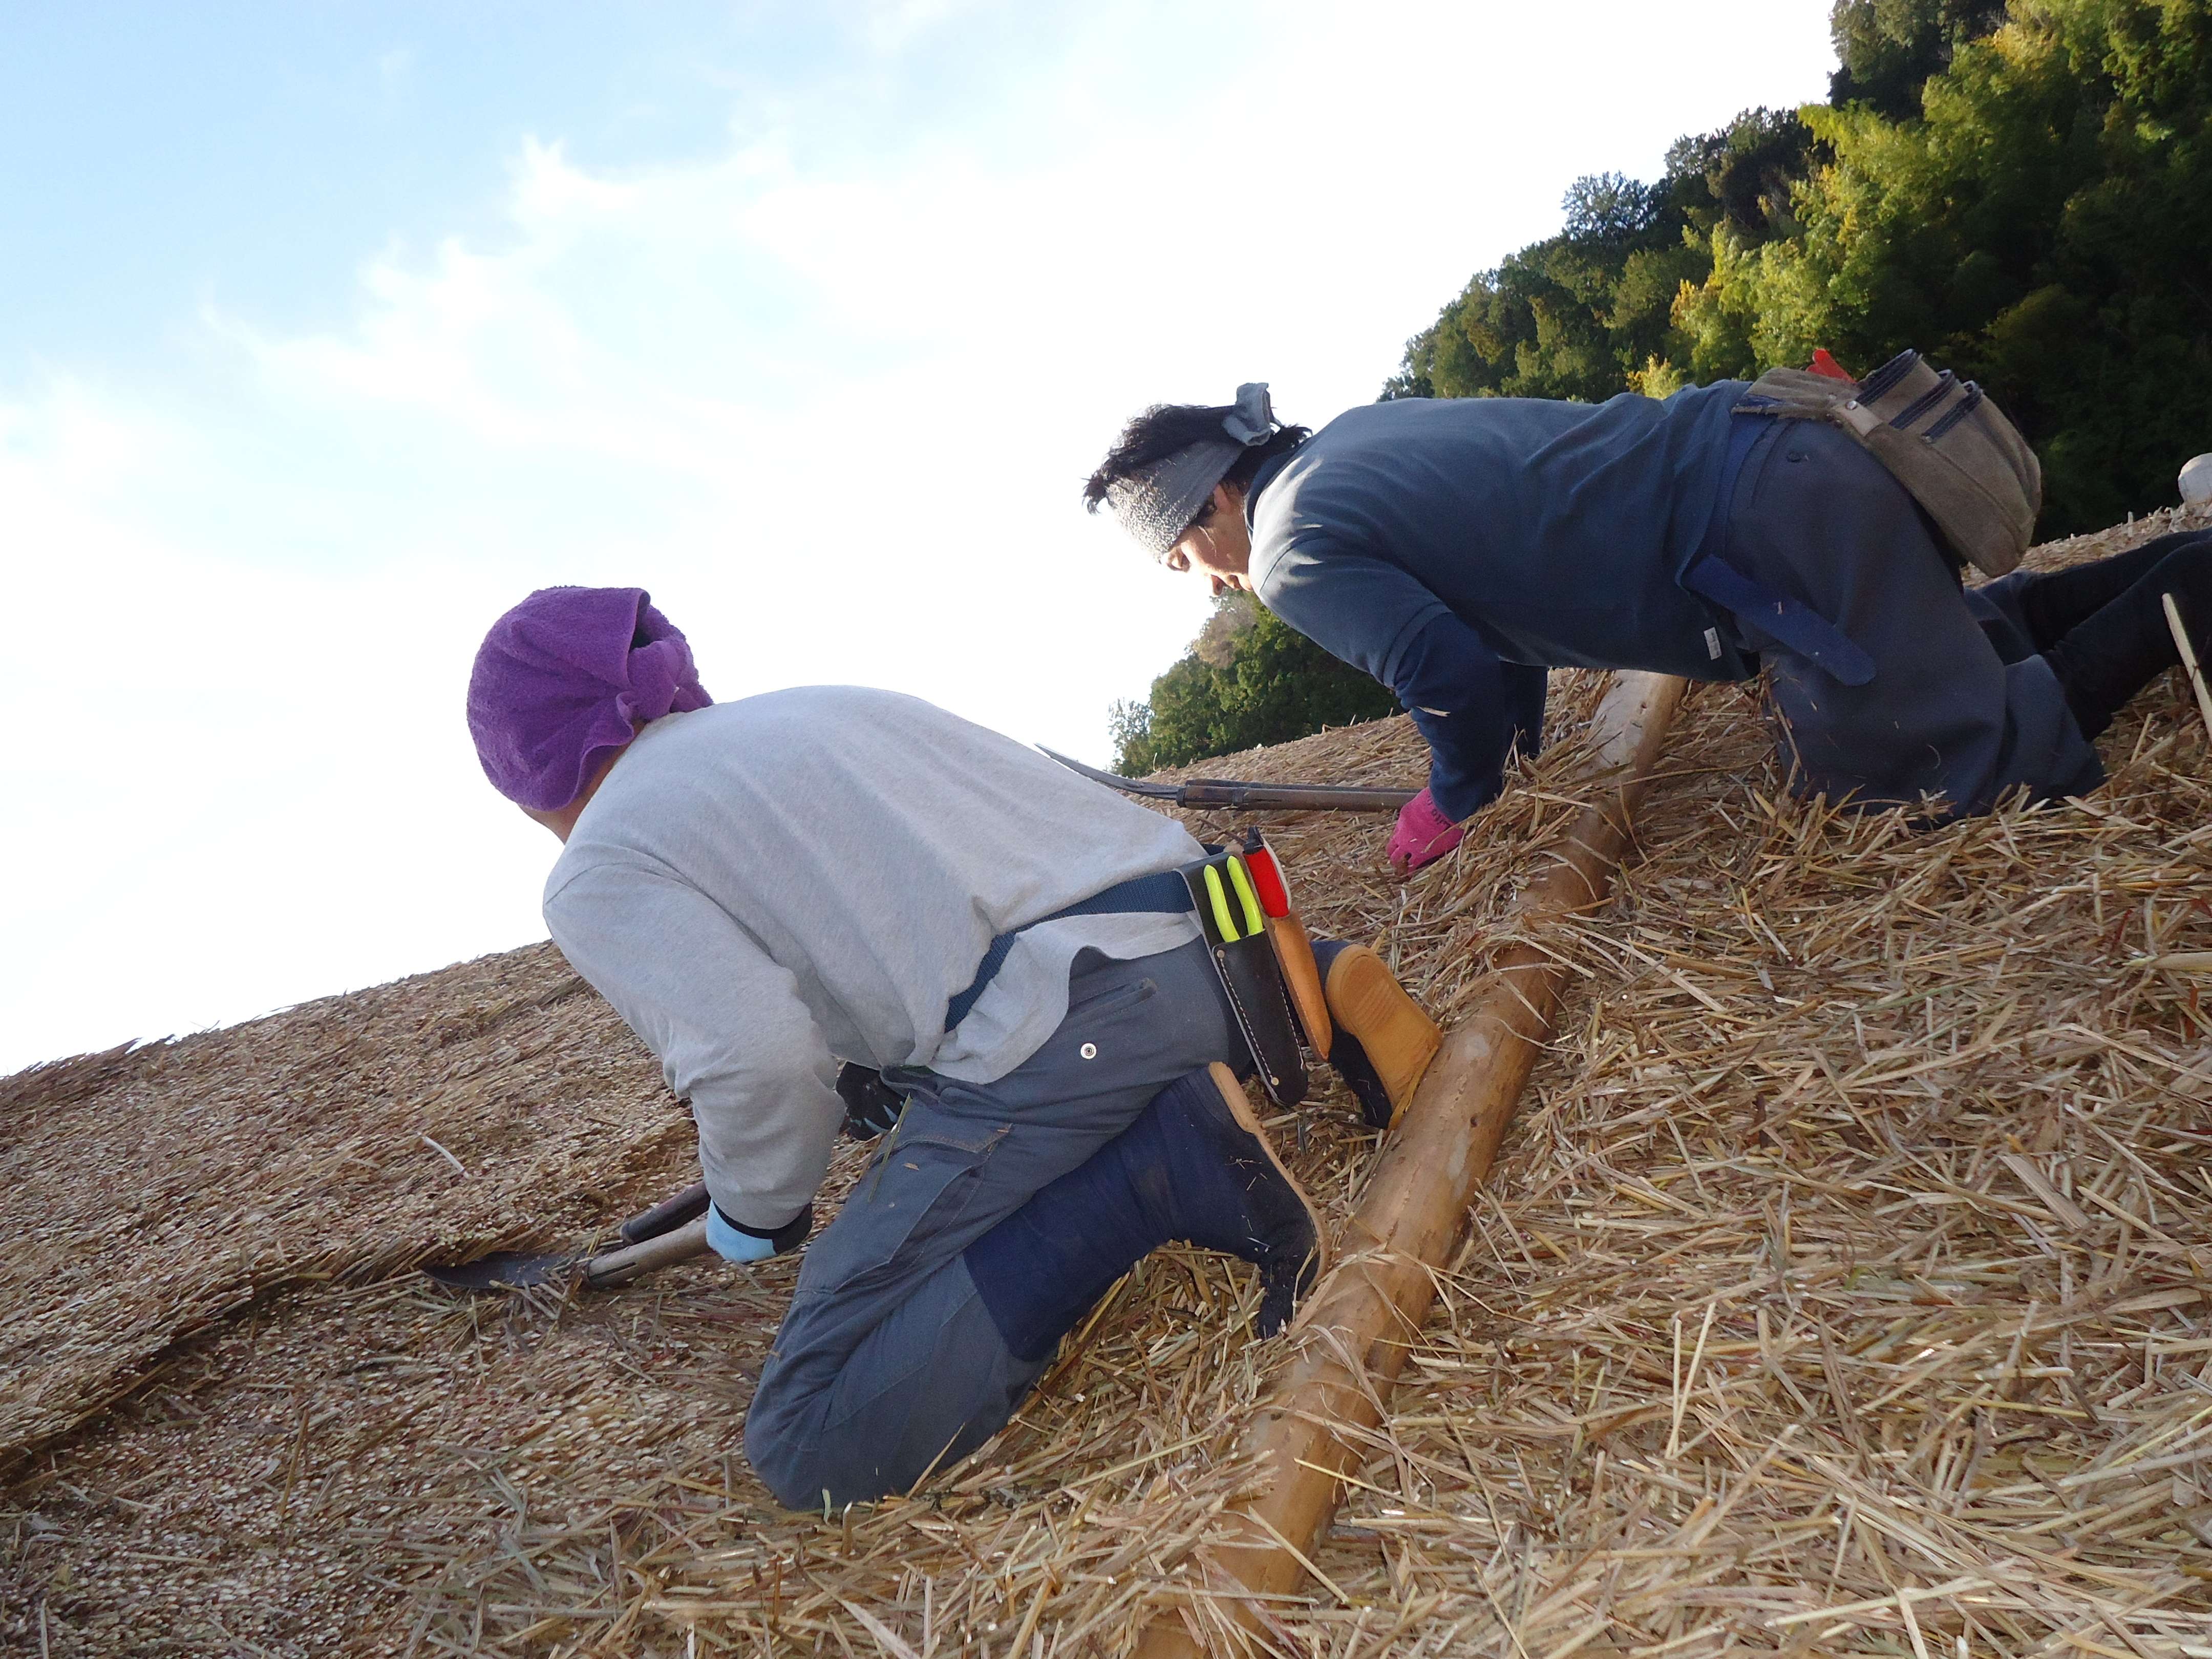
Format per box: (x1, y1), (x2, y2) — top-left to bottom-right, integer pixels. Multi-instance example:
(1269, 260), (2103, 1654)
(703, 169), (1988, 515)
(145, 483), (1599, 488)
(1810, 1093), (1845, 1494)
(5, 509), (2210, 1656)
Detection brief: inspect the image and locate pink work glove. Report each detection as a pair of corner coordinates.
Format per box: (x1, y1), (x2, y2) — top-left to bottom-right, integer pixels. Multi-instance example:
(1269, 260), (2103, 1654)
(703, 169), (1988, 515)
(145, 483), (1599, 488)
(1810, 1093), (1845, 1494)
(1388, 787), (1463, 875)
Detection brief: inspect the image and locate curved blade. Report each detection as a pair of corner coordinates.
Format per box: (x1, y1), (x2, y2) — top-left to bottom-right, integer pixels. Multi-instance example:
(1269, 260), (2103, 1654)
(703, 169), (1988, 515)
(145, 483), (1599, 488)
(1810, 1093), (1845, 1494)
(424, 1181), (711, 1293)
(1037, 745), (1182, 799)
(421, 1248), (581, 1292)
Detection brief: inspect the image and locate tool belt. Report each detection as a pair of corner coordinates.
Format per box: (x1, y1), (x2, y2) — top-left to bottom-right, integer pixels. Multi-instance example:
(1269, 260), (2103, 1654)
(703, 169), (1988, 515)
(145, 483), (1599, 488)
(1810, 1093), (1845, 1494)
(943, 833), (1330, 1110)
(1736, 349), (2041, 578)
(1178, 839), (1321, 1109)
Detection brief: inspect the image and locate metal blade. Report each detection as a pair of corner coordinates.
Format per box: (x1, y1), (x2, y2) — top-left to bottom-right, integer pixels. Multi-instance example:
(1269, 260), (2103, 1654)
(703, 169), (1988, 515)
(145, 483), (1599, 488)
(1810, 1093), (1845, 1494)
(423, 1180), (710, 1293)
(1174, 779), (1417, 813)
(420, 1249), (582, 1292)
(1036, 746), (1183, 799)
(1041, 744), (1416, 813)
(426, 1215), (717, 1295)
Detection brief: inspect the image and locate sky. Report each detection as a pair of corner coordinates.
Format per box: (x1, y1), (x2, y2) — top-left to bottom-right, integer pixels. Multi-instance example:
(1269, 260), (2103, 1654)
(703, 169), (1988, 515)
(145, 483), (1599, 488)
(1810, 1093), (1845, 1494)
(1, 1), (1840, 1076)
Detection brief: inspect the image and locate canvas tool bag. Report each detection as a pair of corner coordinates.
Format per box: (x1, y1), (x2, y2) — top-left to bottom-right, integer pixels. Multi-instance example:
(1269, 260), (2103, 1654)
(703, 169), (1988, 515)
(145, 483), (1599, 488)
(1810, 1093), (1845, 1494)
(1737, 349), (2041, 577)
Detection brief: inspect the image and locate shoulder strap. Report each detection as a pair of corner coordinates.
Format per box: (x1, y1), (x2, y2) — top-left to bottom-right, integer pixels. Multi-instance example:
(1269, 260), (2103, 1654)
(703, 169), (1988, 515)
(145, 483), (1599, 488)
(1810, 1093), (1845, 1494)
(945, 870), (1195, 1032)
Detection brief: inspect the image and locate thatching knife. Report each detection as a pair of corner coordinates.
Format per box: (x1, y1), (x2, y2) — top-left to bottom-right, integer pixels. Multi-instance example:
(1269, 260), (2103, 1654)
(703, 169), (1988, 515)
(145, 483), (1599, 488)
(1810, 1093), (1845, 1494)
(423, 1182), (714, 1293)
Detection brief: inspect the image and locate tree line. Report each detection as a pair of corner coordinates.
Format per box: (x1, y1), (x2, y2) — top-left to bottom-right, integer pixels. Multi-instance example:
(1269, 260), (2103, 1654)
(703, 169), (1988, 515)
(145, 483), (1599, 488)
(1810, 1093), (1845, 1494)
(1110, 0), (2211, 775)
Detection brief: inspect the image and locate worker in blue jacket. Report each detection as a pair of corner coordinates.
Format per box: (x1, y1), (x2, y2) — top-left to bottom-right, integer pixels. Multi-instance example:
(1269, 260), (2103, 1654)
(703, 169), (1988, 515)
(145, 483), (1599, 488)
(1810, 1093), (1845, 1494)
(1086, 383), (2212, 870)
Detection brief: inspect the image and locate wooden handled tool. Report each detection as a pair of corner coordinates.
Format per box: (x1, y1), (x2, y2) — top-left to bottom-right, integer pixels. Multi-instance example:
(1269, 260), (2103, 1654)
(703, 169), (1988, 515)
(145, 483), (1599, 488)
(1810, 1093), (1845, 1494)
(618, 1180), (710, 1243)
(581, 1216), (711, 1288)
(1038, 746), (1417, 814)
(423, 1182), (715, 1292)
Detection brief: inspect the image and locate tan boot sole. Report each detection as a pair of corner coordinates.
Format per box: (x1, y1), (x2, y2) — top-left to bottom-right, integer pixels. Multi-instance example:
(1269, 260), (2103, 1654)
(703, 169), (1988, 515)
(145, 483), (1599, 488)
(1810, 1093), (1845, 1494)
(1323, 947), (1441, 1130)
(1205, 1061), (1332, 1291)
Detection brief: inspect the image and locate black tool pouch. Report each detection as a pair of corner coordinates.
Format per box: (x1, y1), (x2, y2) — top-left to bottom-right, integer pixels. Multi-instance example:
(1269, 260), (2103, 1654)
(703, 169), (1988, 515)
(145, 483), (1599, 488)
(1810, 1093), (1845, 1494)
(837, 1063), (905, 1139)
(1180, 848), (1308, 1109)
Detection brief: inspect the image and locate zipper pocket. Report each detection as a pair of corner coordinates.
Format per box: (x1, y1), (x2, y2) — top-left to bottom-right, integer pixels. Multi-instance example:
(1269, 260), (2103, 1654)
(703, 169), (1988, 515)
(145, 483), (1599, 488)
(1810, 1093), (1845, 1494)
(1921, 381), (1985, 441)
(1888, 370), (1958, 431)
(1856, 350), (1920, 403)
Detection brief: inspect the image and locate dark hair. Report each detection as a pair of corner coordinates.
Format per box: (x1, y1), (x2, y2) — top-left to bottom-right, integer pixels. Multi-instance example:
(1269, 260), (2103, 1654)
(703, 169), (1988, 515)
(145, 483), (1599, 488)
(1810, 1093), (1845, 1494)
(1082, 401), (1312, 521)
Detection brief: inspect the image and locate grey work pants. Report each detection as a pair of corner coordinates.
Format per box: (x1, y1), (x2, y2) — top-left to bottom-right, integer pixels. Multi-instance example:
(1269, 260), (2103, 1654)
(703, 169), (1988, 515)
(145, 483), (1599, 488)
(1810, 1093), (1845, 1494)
(1725, 419), (2103, 814)
(743, 940), (1238, 1511)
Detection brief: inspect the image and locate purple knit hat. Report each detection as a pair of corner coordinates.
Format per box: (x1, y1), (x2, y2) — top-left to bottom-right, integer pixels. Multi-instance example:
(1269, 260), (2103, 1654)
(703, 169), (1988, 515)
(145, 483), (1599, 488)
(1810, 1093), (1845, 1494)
(467, 587), (712, 811)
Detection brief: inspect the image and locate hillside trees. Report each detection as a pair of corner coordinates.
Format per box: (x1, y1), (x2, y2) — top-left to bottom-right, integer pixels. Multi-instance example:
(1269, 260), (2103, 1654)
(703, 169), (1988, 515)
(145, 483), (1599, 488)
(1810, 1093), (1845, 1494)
(1828, 0), (2014, 115)
(1412, 0), (2212, 533)
(1681, 0), (2212, 531)
(1108, 594), (1397, 774)
(1387, 108), (1815, 404)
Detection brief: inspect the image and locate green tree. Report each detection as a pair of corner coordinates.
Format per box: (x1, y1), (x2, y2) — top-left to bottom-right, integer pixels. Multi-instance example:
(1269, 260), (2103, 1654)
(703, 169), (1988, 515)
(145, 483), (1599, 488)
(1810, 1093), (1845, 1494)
(1109, 594), (1399, 775)
(1389, 109), (1813, 406)
(1830, 0), (2015, 116)
(1679, 0), (2212, 530)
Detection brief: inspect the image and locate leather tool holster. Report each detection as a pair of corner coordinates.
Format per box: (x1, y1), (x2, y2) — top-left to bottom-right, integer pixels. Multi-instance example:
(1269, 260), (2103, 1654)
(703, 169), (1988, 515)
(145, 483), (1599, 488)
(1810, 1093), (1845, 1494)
(1180, 836), (1330, 1110)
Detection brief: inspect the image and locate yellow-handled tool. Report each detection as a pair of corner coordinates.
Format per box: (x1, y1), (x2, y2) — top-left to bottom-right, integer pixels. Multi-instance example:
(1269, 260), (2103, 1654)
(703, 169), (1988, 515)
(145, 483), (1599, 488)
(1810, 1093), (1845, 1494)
(1201, 863), (1241, 940)
(1226, 855), (1266, 937)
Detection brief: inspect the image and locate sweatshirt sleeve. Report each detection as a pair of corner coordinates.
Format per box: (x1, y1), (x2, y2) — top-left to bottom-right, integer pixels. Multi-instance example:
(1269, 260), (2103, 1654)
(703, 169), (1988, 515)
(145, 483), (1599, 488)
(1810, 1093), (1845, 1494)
(1257, 541), (1546, 821)
(543, 857), (843, 1231)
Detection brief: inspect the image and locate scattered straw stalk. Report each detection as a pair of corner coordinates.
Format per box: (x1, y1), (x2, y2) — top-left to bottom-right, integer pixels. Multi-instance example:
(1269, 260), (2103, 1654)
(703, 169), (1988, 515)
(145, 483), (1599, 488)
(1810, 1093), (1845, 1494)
(5, 505), (2211, 1656)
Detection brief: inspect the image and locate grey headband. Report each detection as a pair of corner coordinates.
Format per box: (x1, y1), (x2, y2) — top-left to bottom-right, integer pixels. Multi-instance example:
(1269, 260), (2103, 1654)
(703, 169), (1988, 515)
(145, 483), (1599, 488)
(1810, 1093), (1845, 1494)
(1106, 382), (1277, 559)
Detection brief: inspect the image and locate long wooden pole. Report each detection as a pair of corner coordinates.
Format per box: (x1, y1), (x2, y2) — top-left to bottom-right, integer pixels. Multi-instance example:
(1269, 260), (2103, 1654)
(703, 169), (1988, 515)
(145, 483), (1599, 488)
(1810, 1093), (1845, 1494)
(1135, 670), (1688, 1658)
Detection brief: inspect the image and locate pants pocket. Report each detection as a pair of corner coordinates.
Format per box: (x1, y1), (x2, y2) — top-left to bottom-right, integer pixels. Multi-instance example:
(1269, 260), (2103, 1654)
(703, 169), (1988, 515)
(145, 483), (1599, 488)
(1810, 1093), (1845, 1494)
(1063, 972), (1158, 1023)
(795, 1119), (1006, 1299)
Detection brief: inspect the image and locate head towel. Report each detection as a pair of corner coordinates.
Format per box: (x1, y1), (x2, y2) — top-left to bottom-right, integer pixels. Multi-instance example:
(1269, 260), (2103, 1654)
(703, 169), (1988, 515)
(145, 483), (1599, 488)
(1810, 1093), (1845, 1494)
(467, 586), (712, 811)
(1105, 382), (1278, 559)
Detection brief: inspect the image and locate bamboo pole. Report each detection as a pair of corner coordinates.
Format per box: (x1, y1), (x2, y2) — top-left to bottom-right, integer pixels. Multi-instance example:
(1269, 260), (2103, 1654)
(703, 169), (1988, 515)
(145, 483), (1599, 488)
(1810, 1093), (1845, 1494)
(2161, 590), (2212, 739)
(1135, 670), (1688, 1658)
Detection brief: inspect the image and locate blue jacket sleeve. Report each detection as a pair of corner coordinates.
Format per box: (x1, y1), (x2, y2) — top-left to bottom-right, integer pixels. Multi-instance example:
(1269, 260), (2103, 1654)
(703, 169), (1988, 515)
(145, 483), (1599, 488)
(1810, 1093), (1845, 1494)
(1397, 619), (1547, 820)
(1256, 543), (1546, 821)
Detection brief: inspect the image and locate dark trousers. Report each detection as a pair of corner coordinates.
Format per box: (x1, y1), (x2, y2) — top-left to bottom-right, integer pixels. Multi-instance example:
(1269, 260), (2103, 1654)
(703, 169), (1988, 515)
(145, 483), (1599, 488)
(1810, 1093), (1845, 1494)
(743, 940), (1238, 1510)
(1725, 420), (2103, 814)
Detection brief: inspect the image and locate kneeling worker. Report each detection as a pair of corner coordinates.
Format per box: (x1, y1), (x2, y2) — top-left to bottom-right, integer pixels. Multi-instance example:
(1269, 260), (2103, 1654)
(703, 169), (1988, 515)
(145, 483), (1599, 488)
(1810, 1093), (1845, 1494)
(1087, 381), (2212, 871)
(464, 586), (1441, 1508)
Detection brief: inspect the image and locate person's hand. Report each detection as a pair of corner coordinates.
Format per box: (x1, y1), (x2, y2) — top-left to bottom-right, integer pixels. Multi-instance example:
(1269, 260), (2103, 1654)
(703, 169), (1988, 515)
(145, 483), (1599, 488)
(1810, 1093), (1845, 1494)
(706, 1201), (813, 1263)
(1387, 788), (1463, 875)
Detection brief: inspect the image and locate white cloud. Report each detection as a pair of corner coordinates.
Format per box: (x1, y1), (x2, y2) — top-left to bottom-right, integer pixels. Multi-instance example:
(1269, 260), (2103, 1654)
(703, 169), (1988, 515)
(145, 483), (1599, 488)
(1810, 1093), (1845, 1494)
(2, 0), (1838, 1073)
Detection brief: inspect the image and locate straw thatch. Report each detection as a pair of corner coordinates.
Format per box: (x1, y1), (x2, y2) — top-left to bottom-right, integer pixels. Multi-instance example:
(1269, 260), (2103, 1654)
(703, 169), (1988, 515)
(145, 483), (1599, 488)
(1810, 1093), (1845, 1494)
(5, 508), (2210, 1657)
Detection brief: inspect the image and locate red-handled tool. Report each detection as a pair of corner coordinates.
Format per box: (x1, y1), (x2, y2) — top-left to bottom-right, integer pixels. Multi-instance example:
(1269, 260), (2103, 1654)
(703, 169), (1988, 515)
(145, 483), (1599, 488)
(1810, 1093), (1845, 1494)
(1243, 844), (1292, 917)
(1243, 835), (1331, 1058)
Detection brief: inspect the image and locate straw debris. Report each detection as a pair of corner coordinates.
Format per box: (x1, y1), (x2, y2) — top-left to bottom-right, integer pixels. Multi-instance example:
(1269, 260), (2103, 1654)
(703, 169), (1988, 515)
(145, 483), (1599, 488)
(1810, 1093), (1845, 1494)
(6, 507), (2211, 1655)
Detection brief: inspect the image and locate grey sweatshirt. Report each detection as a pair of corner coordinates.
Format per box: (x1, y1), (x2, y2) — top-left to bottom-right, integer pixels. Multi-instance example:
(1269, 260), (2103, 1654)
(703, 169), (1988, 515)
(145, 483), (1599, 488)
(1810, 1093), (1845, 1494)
(541, 688), (1203, 1230)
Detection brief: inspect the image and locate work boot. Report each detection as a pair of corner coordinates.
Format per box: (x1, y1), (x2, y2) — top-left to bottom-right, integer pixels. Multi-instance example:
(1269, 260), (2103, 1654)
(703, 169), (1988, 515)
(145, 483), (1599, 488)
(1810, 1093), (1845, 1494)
(963, 1064), (1326, 1363)
(1312, 940), (1441, 1133)
(2016, 530), (2212, 652)
(2044, 538), (2212, 738)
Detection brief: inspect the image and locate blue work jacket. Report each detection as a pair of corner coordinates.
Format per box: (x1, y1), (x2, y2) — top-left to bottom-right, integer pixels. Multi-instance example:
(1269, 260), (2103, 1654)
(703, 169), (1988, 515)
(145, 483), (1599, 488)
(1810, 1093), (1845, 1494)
(1248, 384), (1756, 819)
